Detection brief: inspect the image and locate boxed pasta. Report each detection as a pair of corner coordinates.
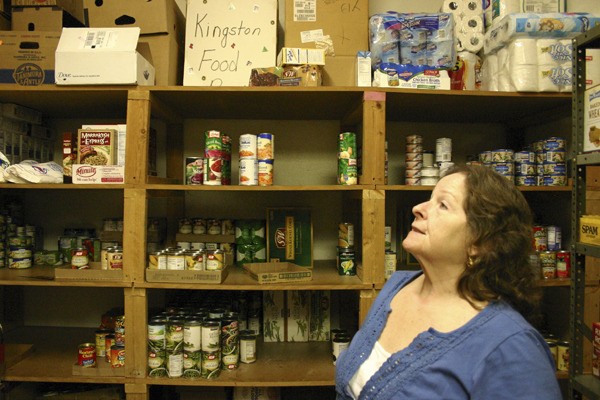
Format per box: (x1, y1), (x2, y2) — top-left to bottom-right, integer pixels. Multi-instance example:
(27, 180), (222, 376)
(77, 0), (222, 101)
(77, 128), (117, 166)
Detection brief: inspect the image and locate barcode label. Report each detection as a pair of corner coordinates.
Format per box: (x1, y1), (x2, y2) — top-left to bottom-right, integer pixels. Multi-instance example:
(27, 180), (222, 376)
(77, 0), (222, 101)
(84, 32), (95, 48)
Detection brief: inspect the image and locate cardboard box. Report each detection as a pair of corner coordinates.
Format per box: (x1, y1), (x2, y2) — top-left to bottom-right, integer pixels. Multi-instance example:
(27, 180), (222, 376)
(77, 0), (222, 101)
(11, 5), (85, 31)
(322, 55), (355, 86)
(267, 207), (313, 267)
(243, 262), (313, 284)
(145, 266), (229, 284)
(262, 290), (310, 342)
(0, 31), (60, 86)
(54, 262), (123, 281)
(71, 164), (125, 184)
(594, 321), (600, 378)
(263, 290), (285, 342)
(55, 27), (155, 85)
(183, 0), (277, 87)
(83, 0), (185, 86)
(11, 0), (86, 25)
(309, 290), (330, 341)
(77, 128), (117, 165)
(584, 86), (600, 153)
(82, 124), (126, 167)
(284, 0), (368, 57)
(277, 47), (326, 66)
(580, 215), (600, 245)
(372, 68), (451, 90)
(0, 10), (10, 30)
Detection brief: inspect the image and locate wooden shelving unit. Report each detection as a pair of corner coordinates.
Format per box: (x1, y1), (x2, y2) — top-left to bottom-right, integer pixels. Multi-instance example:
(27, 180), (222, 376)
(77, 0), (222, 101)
(0, 85), (573, 399)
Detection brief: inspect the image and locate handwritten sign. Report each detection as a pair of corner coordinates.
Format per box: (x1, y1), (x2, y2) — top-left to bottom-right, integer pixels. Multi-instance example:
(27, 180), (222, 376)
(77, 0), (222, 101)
(184, 0), (277, 86)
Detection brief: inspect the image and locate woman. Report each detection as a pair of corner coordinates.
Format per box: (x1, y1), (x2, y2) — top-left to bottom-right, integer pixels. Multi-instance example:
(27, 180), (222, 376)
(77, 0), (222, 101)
(335, 164), (561, 399)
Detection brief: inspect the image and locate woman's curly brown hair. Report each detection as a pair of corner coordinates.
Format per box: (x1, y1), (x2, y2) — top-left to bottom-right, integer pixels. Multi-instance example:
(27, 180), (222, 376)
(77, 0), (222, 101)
(447, 164), (541, 324)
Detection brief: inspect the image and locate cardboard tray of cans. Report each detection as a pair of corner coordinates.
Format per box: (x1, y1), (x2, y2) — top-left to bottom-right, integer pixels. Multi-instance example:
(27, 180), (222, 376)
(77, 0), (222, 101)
(243, 262), (312, 284)
(54, 262), (123, 281)
(145, 265), (229, 284)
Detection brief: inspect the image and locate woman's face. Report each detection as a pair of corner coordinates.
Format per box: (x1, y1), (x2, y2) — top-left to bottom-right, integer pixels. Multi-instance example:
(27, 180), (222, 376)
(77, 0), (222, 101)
(402, 173), (470, 266)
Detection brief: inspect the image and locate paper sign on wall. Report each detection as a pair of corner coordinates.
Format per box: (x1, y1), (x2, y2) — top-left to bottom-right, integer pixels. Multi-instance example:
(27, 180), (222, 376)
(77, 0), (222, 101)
(183, 0), (277, 86)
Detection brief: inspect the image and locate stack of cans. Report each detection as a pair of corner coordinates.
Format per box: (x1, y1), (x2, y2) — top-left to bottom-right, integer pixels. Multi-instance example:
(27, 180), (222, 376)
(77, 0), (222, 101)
(405, 135), (423, 185)
(435, 137), (453, 177)
(257, 133), (275, 186)
(239, 134), (258, 186)
(203, 130), (231, 186)
(538, 137), (567, 186)
(514, 150), (536, 186)
(338, 132), (358, 185)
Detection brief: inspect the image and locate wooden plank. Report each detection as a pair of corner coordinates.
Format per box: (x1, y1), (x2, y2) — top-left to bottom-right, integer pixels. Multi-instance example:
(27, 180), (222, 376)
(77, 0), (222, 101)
(361, 189), (386, 285)
(359, 289), (376, 327)
(125, 90), (151, 185)
(360, 91), (386, 185)
(125, 287), (148, 382)
(124, 189), (148, 284)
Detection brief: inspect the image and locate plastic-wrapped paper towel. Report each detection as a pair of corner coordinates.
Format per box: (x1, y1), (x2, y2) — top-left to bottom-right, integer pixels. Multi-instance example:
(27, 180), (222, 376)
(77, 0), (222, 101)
(490, 0), (565, 25)
(484, 12), (600, 55)
(441, 0), (484, 53)
(484, 37), (573, 92)
(369, 12), (456, 73)
(480, 53), (499, 91)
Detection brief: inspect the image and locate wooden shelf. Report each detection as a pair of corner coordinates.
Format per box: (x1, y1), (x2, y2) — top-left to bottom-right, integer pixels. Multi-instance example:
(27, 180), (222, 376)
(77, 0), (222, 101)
(143, 341), (334, 387)
(537, 278), (571, 287)
(139, 260), (370, 290)
(4, 327), (127, 384)
(145, 184), (371, 191)
(0, 184), (128, 190)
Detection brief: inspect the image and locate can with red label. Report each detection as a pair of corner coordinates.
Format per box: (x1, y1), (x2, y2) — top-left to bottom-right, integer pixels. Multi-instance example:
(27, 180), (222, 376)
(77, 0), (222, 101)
(78, 343), (96, 367)
(111, 344), (125, 368)
(556, 250), (571, 279)
(532, 226), (547, 252)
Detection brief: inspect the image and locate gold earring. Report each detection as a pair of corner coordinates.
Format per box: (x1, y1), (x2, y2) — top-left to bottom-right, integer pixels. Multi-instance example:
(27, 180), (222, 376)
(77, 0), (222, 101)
(467, 256), (475, 268)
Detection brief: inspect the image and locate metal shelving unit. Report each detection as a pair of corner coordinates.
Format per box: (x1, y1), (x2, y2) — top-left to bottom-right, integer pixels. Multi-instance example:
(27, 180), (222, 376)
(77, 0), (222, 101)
(571, 23), (600, 400)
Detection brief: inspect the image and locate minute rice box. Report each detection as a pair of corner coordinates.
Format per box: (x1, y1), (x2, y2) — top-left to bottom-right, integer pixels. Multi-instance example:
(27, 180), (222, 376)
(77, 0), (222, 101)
(77, 128), (117, 165)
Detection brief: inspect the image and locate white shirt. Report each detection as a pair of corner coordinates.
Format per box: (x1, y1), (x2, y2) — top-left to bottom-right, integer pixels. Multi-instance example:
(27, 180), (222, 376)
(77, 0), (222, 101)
(348, 340), (392, 399)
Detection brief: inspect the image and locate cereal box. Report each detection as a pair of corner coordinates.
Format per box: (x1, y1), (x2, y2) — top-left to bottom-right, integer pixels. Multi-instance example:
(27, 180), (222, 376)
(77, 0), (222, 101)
(266, 208), (313, 268)
(77, 128), (117, 165)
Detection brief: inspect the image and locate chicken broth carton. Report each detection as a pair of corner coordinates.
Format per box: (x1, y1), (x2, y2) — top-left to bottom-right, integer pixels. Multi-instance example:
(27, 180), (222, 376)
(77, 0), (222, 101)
(77, 128), (117, 165)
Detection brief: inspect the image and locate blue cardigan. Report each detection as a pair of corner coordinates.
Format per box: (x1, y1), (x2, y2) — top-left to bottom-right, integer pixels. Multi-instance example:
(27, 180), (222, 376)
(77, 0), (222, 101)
(335, 271), (562, 399)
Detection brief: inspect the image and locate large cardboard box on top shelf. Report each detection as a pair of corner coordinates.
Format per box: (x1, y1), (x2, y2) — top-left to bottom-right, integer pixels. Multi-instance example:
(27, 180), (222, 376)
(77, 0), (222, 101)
(0, 31), (60, 86)
(184, 0), (277, 87)
(11, 0), (86, 25)
(11, 5), (85, 31)
(284, 0), (369, 57)
(83, 0), (185, 86)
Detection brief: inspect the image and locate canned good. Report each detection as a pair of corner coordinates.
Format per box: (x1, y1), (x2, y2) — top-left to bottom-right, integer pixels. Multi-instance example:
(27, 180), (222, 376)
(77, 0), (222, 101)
(110, 345), (125, 368)
(257, 133), (274, 160)
(545, 149), (566, 163)
(184, 318), (203, 352)
(514, 151), (535, 163)
(436, 138), (452, 162)
(239, 330), (257, 364)
(384, 226), (392, 251)
(491, 149), (514, 162)
(185, 157), (204, 185)
(193, 218), (207, 234)
(479, 150), (492, 163)
(78, 343), (96, 367)
(71, 247), (89, 269)
(95, 329), (112, 358)
(201, 319), (221, 352)
(547, 226), (562, 251)
(332, 334), (351, 365)
(338, 157), (358, 185)
(204, 130), (223, 157)
(201, 350), (221, 379)
(206, 250), (224, 270)
(105, 334), (116, 363)
(384, 251), (397, 280)
(257, 159), (274, 186)
(544, 137), (566, 151)
(338, 223), (354, 248)
(239, 158), (258, 186)
(515, 162), (536, 176)
(178, 218), (193, 234)
(557, 340), (569, 372)
(540, 251), (557, 279)
(406, 134), (422, 144)
(405, 152), (423, 162)
(239, 134), (257, 159)
(107, 247), (123, 270)
(515, 175), (537, 186)
(405, 177), (421, 186)
(337, 247), (356, 276)
(543, 162), (567, 176)
(203, 157), (223, 186)
(543, 174), (567, 186)
(556, 250), (571, 279)
(167, 251), (185, 270)
(532, 226), (547, 252)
